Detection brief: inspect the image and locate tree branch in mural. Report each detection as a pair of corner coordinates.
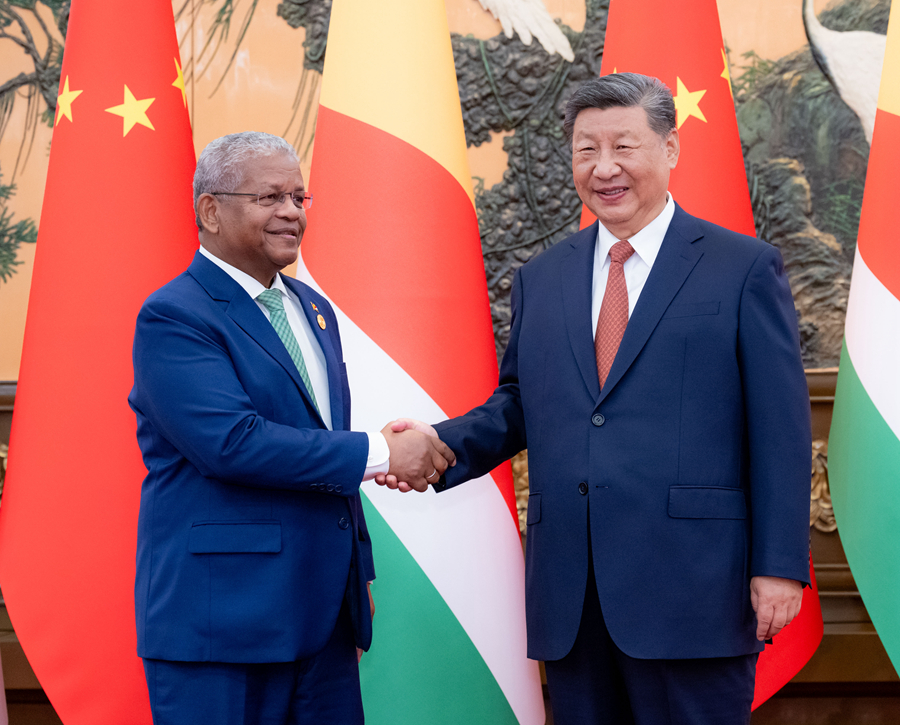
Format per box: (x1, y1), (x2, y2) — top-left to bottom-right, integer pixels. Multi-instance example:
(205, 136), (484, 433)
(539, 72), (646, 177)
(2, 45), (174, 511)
(0, 166), (37, 283)
(174, 0), (260, 99)
(0, 0), (68, 175)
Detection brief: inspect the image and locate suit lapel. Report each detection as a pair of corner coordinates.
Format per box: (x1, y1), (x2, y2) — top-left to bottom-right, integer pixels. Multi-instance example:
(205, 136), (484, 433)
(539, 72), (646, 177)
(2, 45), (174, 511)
(188, 253), (326, 426)
(283, 275), (346, 432)
(561, 223), (602, 400)
(599, 205), (705, 402)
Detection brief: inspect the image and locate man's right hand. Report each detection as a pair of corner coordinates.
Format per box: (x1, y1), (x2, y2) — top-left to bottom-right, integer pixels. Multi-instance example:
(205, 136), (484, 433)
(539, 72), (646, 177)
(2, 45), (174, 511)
(380, 423), (456, 492)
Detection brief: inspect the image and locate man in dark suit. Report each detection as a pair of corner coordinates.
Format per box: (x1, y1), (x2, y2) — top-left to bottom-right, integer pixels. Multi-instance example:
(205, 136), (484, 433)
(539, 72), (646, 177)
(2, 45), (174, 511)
(381, 74), (810, 723)
(129, 132), (454, 725)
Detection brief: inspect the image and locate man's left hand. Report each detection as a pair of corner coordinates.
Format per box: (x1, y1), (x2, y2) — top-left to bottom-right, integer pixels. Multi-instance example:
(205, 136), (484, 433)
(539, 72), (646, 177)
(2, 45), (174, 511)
(750, 576), (803, 641)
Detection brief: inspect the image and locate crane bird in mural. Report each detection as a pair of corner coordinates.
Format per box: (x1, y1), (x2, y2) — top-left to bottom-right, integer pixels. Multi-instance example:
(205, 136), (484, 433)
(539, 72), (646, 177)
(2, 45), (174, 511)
(802, 0), (886, 143)
(478, 0), (575, 61)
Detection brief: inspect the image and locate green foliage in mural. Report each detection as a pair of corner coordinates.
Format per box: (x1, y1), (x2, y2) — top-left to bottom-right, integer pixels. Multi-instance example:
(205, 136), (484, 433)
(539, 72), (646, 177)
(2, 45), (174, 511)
(731, 50), (776, 101)
(0, 166), (37, 283)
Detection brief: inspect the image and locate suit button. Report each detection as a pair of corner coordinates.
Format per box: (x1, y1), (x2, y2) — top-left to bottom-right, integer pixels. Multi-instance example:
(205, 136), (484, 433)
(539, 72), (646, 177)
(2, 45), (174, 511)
(591, 413), (605, 426)
(578, 482), (588, 495)
(335, 485), (343, 493)
(338, 518), (350, 530)
(326, 484), (334, 492)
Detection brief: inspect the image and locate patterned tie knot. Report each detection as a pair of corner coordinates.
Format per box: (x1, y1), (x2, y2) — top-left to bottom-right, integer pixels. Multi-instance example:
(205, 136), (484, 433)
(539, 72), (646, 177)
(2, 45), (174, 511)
(257, 288), (284, 314)
(609, 240), (635, 265)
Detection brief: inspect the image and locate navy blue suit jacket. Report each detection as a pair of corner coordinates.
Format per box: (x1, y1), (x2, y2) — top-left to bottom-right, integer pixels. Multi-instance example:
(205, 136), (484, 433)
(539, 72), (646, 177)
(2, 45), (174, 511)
(130, 252), (374, 663)
(435, 205), (811, 662)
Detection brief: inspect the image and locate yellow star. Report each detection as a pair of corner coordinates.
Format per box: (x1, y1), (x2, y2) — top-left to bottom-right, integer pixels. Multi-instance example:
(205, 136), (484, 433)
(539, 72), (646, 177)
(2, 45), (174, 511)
(55, 75), (83, 125)
(172, 57), (187, 108)
(673, 77), (707, 129)
(105, 85), (155, 136)
(721, 49), (733, 99)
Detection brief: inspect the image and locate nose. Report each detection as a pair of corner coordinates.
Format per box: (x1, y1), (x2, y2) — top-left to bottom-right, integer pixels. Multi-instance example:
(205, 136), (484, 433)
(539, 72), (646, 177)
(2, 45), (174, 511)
(274, 196), (302, 219)
(591, 152), (621, 180)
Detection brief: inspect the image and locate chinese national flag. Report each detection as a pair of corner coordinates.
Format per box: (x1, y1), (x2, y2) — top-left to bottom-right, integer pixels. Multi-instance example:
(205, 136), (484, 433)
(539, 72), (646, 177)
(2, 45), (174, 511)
(0, 1), (196, 722)
(592, 0), (824, 709)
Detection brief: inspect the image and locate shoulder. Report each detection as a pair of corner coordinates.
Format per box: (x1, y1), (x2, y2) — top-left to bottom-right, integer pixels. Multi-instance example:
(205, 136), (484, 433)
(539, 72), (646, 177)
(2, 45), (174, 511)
(674, 206), (775, 267)
(136, 267), (224, 336)
(140, 270), (201, 313)
(517, 222), (596, 278)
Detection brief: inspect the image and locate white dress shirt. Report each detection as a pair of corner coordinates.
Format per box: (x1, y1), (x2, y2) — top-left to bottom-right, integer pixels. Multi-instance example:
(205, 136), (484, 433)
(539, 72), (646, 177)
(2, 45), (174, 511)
(198, 246), (389, 478)
(591, 193), (676, 331)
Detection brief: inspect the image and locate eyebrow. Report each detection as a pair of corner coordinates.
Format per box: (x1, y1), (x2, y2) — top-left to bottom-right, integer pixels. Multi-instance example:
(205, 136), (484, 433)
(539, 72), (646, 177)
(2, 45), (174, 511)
(258, 184), (306, 194)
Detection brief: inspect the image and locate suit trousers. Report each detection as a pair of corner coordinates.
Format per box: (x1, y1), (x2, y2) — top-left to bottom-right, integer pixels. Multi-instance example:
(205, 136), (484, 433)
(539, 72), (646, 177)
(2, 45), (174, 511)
(544, 553), (757, 725)
(143, 601), (363, 725)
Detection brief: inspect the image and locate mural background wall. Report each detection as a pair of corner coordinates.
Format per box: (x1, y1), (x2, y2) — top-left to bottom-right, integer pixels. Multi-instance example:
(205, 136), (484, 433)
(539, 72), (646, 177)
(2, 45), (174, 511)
(0, 0), (882, 379)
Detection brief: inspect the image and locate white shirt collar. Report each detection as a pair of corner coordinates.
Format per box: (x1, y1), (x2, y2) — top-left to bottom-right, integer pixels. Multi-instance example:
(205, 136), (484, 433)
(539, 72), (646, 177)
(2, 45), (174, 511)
(198, 245), (289, 300)
(595, 193), (675, 268)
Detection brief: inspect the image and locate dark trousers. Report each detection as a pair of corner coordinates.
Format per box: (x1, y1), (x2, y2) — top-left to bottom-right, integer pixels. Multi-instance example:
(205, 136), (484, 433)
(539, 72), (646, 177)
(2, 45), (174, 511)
(544, 562), (757, 725)
(143, 604), (363, 725)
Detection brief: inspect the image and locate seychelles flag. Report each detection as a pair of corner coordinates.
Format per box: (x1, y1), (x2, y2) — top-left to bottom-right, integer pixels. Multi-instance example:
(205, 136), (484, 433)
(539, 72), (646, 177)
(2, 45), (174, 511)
(829, 0), (900, 679)
(294, 0), (544, 722)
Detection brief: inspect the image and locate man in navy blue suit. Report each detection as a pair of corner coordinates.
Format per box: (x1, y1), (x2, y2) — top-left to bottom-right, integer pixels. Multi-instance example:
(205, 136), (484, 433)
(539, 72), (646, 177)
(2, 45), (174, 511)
(129, 132), (455, 725)
(381, 74), (811, 724)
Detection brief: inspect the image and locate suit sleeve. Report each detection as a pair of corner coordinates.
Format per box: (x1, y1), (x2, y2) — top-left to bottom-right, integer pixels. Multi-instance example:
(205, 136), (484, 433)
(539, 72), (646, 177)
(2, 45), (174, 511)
(737, 245), (811, 584)
(434, 267), (528, 490)
(130, 296), (369, 496)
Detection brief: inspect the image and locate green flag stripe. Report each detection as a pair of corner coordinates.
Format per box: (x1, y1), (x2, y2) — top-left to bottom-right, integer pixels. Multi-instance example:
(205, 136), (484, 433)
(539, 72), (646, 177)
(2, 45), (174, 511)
(358, 492), (520, 724)
(830, 342), (900, 674)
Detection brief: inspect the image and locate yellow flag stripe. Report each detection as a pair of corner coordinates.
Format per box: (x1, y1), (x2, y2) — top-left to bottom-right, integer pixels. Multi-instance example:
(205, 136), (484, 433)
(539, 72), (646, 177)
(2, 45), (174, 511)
(878, 0), (900, 116)
(320, 0), (473, 204)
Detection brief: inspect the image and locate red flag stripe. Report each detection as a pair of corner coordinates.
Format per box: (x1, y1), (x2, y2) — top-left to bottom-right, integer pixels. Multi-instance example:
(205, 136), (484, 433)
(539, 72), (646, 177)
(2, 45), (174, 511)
(856, 107), (900, 300)
(304, 105), (516, 520)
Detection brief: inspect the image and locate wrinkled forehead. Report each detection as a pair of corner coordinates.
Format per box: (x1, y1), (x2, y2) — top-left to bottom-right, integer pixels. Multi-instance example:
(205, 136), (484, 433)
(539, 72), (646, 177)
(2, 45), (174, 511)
(238, 151), (304, 191)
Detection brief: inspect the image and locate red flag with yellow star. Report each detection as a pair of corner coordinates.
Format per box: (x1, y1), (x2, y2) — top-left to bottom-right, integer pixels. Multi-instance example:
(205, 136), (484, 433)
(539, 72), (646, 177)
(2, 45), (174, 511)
(0, 1), (195, 722)
(580, 0), (754, 233)
(587, 0), (823, 708)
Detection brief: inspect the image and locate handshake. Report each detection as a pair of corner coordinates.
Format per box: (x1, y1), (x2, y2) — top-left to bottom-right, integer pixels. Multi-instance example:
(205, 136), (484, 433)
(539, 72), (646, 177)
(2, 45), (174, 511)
(378, 418), (452, 493)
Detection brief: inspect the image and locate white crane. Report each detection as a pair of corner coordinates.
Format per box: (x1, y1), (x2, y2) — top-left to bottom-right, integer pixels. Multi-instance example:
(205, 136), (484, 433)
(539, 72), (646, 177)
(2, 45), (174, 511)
(478, 0), (575, 62)
(802, 0), (886, 143)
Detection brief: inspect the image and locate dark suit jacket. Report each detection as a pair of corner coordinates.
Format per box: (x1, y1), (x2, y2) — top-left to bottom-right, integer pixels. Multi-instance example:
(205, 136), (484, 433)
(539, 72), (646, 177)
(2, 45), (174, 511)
(435, 204), (811, 662)
(129, 251), (374, 663)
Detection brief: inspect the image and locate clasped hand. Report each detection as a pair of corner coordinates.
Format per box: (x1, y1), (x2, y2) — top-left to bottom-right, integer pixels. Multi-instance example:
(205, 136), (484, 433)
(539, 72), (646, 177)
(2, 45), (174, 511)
(379, 418), (455, 492)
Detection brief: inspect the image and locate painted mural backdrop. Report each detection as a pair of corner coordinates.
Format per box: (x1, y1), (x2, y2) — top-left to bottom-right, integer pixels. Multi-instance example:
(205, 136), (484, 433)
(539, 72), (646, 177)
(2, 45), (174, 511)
(0, 0), (889, 379)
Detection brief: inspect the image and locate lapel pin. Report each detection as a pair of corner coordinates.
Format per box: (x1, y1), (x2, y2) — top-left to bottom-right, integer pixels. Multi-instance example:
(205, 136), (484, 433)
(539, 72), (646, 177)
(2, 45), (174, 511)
(310, 302), (326, 329)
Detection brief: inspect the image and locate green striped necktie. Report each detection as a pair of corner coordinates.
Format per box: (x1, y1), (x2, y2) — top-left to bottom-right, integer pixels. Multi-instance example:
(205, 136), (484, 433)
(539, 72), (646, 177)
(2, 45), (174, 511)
(256, 288), (319, 411)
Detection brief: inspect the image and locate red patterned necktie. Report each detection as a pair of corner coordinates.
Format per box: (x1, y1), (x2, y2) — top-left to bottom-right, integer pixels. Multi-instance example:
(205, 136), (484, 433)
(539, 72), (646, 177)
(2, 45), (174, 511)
(595, 240), (636, 390)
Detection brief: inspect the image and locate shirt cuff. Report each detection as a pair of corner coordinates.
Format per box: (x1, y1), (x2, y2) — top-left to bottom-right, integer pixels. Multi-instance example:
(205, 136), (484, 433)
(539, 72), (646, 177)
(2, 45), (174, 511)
(362, 432), (390, 480)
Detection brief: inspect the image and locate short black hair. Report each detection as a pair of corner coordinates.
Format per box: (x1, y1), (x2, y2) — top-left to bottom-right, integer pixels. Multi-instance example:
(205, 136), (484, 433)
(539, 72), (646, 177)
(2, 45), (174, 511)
(563, 73), (676, 142)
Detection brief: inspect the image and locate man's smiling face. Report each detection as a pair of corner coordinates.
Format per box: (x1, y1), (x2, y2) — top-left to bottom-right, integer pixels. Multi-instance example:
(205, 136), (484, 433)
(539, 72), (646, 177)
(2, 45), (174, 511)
(571, 105), (679, 240)
(210, 152), (307, 286)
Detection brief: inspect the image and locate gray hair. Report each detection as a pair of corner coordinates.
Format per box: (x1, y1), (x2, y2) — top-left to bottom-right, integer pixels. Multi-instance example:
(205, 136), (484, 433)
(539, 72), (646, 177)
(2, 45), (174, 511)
(563, 73), (676, 143)
(193, 132), (299, 230)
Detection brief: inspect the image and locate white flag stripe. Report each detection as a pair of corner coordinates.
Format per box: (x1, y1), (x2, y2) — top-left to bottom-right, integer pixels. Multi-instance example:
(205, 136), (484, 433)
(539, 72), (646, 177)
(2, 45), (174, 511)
(844, 249), (900, 442)
(295, 257), (545, 725)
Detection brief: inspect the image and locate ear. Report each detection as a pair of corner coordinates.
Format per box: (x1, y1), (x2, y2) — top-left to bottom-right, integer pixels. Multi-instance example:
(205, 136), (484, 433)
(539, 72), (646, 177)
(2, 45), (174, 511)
(197, 193), (221, 234)
(666, 129), (680, 169)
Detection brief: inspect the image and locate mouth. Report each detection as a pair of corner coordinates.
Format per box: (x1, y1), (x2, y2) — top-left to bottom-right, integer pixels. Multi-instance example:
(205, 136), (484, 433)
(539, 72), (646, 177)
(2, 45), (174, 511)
(594, 186), (628, 200)
(266, 227), (300, 242)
